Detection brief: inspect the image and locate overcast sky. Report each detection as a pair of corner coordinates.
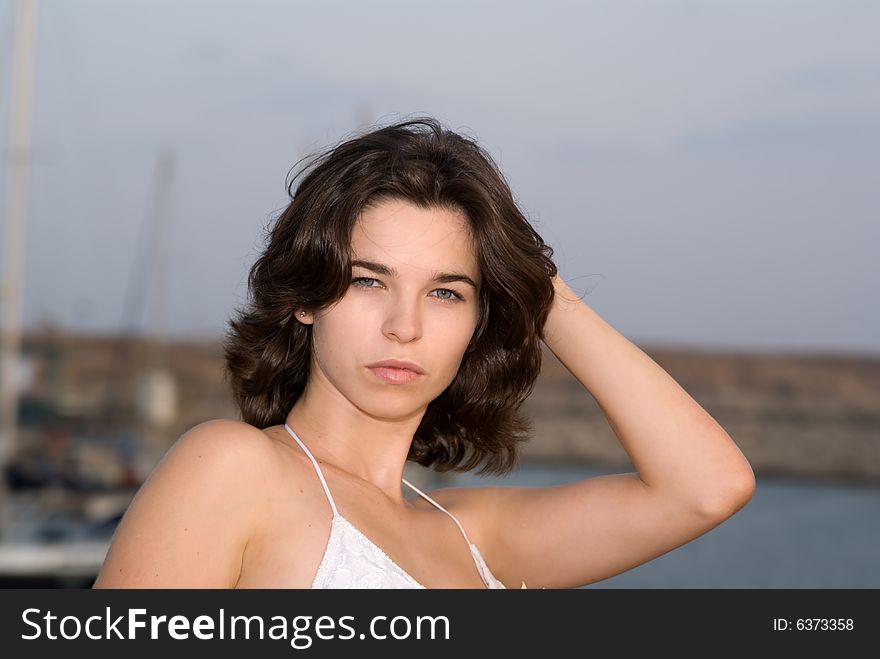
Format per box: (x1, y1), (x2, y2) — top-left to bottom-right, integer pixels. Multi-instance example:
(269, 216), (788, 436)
(1, 0), (878, 356)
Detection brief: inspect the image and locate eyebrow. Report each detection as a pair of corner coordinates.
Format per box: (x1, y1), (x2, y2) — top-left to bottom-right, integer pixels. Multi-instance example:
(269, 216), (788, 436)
(351, 259), (478, 289)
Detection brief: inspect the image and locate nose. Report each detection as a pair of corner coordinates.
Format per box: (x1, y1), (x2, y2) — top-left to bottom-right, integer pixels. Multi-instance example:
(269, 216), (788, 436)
(381, 297), (423, 343)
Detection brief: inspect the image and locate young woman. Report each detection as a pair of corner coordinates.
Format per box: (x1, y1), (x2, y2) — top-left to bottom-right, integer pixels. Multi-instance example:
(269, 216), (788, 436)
(93, 117), (755, 589)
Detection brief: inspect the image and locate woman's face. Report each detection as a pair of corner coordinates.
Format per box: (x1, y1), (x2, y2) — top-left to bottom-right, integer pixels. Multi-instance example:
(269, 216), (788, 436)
(302, 198), (482, 419)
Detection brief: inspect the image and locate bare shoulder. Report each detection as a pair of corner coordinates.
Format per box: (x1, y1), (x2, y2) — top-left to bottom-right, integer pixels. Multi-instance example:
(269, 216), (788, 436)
(93, 418), (277, 588)
(182, 418), (279, 466)
(132, 419), (281, 503)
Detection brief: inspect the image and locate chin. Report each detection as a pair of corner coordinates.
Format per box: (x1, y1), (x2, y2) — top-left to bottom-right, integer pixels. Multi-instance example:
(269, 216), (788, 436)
(353, 393), (430, 420)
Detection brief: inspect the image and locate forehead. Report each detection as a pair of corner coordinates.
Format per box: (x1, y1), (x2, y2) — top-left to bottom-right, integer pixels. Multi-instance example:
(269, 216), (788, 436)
(351, 199), (479, 279)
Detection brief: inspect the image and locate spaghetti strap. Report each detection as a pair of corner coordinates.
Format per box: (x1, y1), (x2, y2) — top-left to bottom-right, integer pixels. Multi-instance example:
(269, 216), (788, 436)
(401, 477), (474, 546)
(402, 477), (506, 588)
(283, 423), (339, 517)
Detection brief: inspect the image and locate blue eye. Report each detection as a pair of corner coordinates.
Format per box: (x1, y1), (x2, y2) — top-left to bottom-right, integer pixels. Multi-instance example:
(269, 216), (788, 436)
(350, 277), (465, 303)
(433, 288), (465, 302)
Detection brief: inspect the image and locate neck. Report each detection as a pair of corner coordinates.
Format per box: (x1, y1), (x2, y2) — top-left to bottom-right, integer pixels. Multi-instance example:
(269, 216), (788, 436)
(284, 389), (426, 505)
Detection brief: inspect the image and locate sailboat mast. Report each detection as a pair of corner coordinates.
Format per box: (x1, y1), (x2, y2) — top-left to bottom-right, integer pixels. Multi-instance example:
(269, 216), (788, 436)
(0, 0), (38, 532)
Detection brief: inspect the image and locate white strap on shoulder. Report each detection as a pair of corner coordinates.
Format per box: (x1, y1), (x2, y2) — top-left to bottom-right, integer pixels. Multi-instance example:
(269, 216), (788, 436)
(283, 423), (338, 517)
(401, 477), (474, 546)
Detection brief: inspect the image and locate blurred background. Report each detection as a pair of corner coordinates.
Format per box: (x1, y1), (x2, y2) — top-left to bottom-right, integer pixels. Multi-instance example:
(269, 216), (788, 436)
(0, 0), (877, 588)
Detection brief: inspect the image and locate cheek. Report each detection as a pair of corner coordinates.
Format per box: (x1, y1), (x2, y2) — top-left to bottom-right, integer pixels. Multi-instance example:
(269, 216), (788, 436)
(434, 320), (477, 369)
(446, 307), (480, 346)
(310, 315), (353, 368)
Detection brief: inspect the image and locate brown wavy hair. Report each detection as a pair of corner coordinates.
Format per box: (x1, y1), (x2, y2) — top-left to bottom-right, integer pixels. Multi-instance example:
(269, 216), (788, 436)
(223, 116), (557, 475)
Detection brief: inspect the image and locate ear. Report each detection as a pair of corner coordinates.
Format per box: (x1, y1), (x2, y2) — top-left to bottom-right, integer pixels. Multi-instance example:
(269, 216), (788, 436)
(295, 309), (315, 325)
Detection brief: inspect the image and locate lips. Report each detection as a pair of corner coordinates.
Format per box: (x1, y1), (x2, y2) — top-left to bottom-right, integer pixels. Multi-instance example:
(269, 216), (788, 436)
(366, 359), (425, 374)
(366, 359), (426, 385)
(368, 366), (424, 385)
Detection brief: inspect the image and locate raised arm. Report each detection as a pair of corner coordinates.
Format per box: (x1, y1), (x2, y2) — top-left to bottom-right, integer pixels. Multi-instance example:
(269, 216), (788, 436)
(92, 419), (271, 588)
(461, 274), (755, 588)
(543, 274), (755, 511)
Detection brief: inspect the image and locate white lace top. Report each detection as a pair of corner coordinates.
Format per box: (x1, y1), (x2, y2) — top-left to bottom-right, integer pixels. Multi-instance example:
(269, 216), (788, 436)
(283, 423), (507, 589)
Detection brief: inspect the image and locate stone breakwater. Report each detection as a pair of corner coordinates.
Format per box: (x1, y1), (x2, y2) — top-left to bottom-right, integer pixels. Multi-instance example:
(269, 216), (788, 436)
(17, 330), (880, 486)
